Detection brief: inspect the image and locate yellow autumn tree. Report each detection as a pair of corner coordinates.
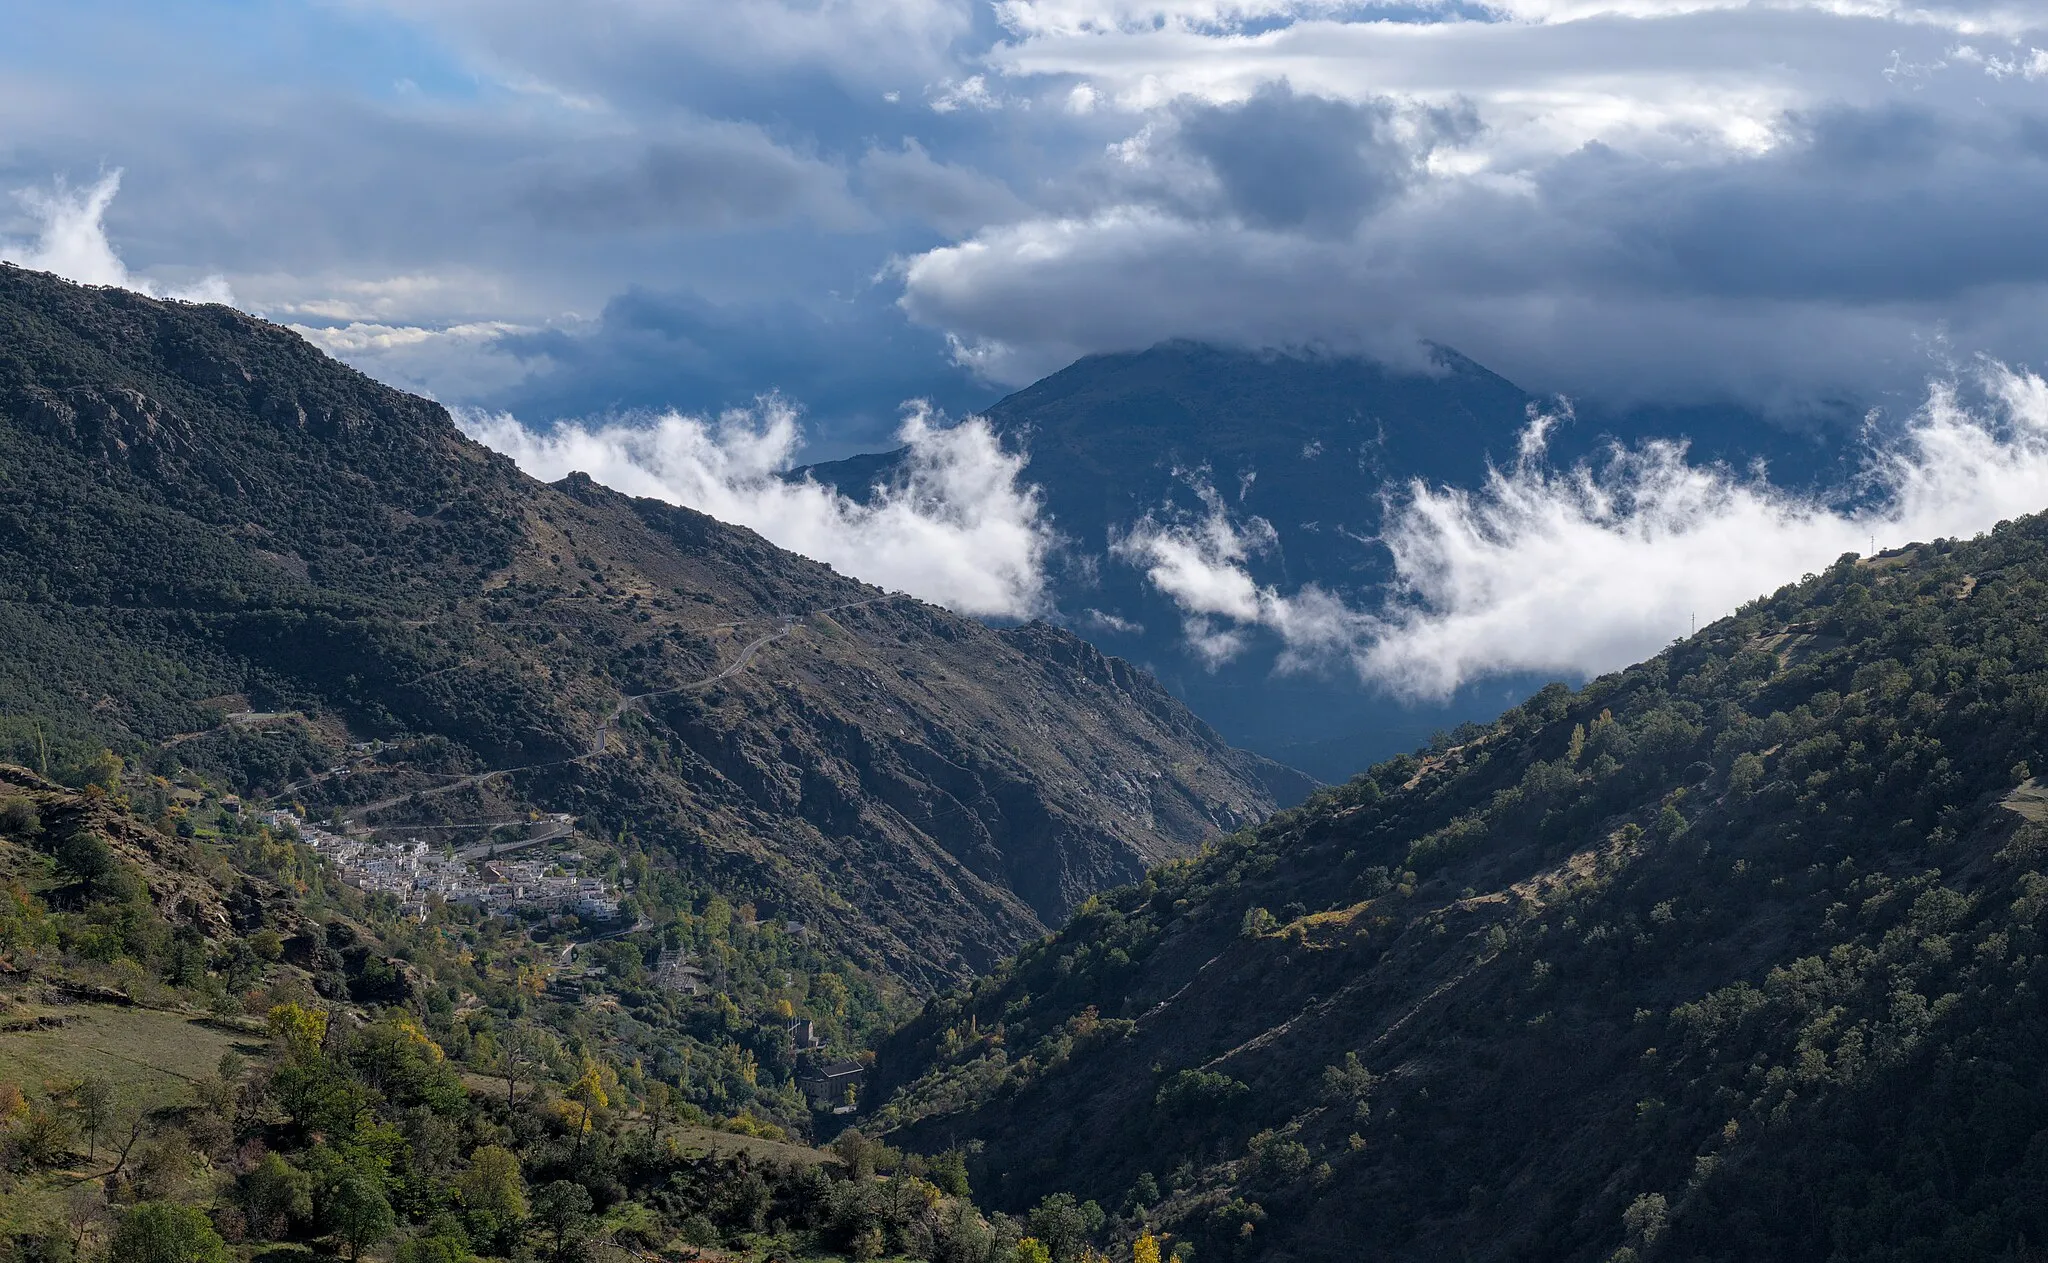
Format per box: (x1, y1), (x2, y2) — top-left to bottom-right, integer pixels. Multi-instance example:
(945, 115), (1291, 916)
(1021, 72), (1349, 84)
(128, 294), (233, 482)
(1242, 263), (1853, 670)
(267, 1002), (328, 1060)
(1133, 1233), (1162, 1263)
(1012, 1239), (1052, 1263)
(566, 1058), (610, 1154)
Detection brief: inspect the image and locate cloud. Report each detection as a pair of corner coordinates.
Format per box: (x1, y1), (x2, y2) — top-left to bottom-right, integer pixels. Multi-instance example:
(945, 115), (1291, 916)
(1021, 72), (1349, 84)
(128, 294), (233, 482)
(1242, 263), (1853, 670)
(859, 140), (1031, 237)
(373, 0), (977, 107)
(1113, 478), (1371, 668)
(0, 171), (234, 304)
(899, 0), (2048, 410)
(1173, 84), (1469, 234)
(520, 126), (866, 232)
(459, 399), (1054, 618)
(1117, 364), (2048, 697)
(479, 287), (989, 455)
(293, 320), (543, 400)
(900, 87), (2048, 407)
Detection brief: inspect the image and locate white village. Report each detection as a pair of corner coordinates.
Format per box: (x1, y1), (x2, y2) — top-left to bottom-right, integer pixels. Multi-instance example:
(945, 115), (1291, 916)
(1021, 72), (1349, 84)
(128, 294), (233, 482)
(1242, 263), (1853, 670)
(261, 810), (624, 924)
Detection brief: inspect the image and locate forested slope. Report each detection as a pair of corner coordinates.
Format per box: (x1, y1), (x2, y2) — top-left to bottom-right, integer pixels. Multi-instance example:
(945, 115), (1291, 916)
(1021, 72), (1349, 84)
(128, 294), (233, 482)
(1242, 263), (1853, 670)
(0, 264), (1307, 988)
(871, 522), (2048, 1262)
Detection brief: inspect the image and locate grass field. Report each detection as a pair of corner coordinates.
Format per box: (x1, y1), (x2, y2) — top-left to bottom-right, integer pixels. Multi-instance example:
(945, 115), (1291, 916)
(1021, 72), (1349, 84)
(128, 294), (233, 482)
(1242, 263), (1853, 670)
(0, 1000), (262, 1101)
(662, 1124), (837, 1166)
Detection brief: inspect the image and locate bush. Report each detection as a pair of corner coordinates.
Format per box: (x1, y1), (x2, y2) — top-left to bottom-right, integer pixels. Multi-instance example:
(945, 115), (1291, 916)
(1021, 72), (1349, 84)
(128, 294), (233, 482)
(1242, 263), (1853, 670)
(107, 1203), (231, 1263)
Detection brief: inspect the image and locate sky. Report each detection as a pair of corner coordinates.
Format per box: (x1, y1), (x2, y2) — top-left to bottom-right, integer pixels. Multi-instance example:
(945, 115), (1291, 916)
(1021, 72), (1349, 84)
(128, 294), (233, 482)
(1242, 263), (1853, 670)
(6, 0), (2048, 699)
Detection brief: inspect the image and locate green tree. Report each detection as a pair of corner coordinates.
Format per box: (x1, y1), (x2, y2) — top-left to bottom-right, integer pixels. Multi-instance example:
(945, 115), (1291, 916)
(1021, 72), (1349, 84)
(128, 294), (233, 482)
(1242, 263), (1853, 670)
(454, 1144), (527, 1221)
(325, 1173), (395, 1261)
(70, 1074), (116, 1160)
(396, 1214), (478, 1263)
(15, 1101), (74, 1167)
(106, 1203), (230, 1263)
(240, 1151), (313, 1238)
(54, 832), (117, 891)
(0, 797), (39, 838)
(1025, 1192), (1103, 1263)
(530, 1180), (594, 1263)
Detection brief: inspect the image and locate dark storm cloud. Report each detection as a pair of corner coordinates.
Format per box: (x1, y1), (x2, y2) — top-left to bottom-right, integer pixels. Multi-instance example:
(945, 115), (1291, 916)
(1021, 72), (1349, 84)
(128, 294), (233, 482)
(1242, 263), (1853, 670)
(1556, 104), (2048, 304)
(1174, 84), (1470, 234)
(485, 287), (991, 455)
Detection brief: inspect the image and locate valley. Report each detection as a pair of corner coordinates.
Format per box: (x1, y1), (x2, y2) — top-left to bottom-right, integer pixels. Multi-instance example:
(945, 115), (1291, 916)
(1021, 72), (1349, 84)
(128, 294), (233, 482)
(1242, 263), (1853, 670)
(0, 267), (2043, 1263)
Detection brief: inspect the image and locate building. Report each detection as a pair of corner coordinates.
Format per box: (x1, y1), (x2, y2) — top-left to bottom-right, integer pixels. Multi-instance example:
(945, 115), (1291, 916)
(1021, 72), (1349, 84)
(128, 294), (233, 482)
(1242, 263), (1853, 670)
(798, 1059), (866, 1111)
(787, 1018), (822, 1051)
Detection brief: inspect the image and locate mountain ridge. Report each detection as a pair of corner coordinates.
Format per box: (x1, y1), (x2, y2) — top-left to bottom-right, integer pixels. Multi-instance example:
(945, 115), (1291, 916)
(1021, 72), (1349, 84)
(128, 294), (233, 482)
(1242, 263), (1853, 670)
(0, 264), (1309, 990)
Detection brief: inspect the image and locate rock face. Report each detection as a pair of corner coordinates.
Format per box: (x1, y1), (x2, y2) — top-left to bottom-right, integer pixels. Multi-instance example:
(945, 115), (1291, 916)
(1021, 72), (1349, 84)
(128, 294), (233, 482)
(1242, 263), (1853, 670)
(0, 265), (1311, 988)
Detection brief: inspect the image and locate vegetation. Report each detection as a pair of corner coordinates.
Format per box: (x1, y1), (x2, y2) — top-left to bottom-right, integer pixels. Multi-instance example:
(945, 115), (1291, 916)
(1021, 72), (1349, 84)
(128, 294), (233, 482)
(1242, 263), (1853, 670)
(0, 767), (1165, 1263)
(872, 528), (2048, 1261)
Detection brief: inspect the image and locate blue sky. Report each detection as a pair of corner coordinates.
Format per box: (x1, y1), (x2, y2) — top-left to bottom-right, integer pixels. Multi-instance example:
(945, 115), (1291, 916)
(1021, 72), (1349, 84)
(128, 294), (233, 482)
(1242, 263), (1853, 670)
(6, 0), (2047, 459)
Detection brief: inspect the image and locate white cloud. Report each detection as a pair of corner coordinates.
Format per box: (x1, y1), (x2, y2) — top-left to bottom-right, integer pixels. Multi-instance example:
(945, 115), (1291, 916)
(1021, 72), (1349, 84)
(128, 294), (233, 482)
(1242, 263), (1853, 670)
(293, 320), (543, 400)
(1117, 365), (2048, 698)
(0, 171), (234, 304)
(994, 0), (2042, 38)
(1114, 478), (1371, 667)
(459, 399), (1055, 618)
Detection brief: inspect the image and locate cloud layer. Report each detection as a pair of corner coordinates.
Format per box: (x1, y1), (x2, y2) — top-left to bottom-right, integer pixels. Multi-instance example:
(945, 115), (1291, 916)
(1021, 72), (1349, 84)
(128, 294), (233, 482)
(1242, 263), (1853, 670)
(1119, 365), (2048, 698)
(8, 0), (2046, 423)
(459, 401), (1054, 618)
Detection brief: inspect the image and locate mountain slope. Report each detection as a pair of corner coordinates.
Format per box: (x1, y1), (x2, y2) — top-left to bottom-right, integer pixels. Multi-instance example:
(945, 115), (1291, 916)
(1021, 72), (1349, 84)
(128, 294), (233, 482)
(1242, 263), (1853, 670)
(869, 523), (2048, 1261)
(0, 264), (1308, 987)
(798, 342), (1542, 777)
(802, 342), (1847, 780)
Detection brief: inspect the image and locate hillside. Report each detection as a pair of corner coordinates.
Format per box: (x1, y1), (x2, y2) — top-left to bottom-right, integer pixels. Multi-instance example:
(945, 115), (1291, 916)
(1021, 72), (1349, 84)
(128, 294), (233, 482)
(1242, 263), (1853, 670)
(868, 522), (2048, 1261)
(0, 264), (1308, 992)
(0, 764), (1073, 1263)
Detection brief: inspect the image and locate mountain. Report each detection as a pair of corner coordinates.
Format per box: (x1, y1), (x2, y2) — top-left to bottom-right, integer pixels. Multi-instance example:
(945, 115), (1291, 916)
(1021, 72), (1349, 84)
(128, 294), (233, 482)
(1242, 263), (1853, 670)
(801, 342), (1847, 782)
(0, 264), (1308, 991)
(867, 524), (2048, 1261)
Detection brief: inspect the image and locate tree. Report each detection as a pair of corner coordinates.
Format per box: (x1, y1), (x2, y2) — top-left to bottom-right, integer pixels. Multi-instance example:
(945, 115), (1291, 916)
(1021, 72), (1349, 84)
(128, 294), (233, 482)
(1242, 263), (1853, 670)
(15, 1101), (74, 1167)
(1133, 1233), (1162, 1263)
(643, 1080), (671, 1138)
(63, 1181), (109, 1256)
(0, 797), (39, 838)
(499, 1027), (551, 1111)
(326, 1173), (395, 1261)
(565, 1060), (608, 1157)
(1027, 1193), (1104, 1263)
(241, 1151), (314, 1238)
(54, 831), (117, 892)
(530, 1180), (594, 1263)
(106, 1203), (230, 1263)
(396, 1214), (478, 1263)
(81, 749), (123, 791)
(103, 1111), (153, 1182)
(455, 1144), (527, 1222)
(70, 1074), (116, 1160)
